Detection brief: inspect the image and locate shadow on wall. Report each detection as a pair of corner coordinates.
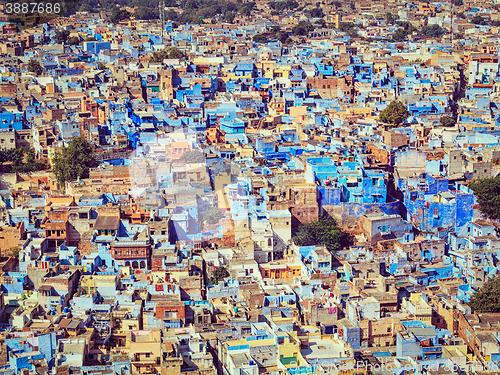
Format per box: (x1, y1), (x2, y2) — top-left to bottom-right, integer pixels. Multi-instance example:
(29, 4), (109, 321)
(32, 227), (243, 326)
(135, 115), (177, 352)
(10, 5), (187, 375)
(0, 172), (16, 190)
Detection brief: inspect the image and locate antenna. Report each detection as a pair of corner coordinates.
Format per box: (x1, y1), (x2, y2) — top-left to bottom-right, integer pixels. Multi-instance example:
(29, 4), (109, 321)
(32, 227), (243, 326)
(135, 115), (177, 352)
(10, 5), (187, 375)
(159, 1), (165, 45)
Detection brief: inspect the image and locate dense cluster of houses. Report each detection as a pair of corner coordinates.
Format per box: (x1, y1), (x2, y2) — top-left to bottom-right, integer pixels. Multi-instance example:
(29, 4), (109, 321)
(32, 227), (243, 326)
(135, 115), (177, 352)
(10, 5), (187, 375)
(3, 1), (500, 375)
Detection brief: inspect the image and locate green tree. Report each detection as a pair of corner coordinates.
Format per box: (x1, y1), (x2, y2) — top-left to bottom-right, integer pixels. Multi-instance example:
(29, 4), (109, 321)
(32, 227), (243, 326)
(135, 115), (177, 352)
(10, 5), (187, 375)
(67, 36), (80, 45)
(0, 147), (47, 173)
(97, 62), (107, 70)
(392, 28), (408, 42)
(379, 101), (411, 126)
(453, 0), (463, 5)
(277, 32), (292, 44)
(52, 136), (99, 189)
(420, 24), (447, 37)
(165, 10), (179, 21)
(28, 58), (43, 75)
(385, 13), (399, 25)
(178, 149), (205, 163)
(54, 30), (70, 44)
(492, 20), (500, 27)
(7, 247), (20, 258)
(135, 6), (158, 20)
(310, 7), (324, 18)
(471, 15), (486, 25)
(253, 33), (268, 43)
(469, 177), (500, 220)
(439, 115), (456, 127)
(315, 18), (327, 28)
(85, 36), (97, 41)
(201, 206), (225, 226)
(149, 47), (186, 62)
(109, 9), (131, 24)
(292, 20), (314, 36)
(292, 216), (353, 252)
(209, 266), (229, 285)
(469, 274), (500, 312)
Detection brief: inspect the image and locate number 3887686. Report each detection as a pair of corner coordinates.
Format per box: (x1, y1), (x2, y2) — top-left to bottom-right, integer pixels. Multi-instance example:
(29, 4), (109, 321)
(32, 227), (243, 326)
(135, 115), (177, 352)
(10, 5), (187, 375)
(5, 2), (61, 14)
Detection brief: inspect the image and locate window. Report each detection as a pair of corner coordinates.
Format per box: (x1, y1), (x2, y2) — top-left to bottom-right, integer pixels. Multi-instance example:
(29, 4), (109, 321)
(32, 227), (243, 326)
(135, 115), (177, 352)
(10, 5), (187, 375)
(145, 353), (151, 358)
(164, 311), (177, 319)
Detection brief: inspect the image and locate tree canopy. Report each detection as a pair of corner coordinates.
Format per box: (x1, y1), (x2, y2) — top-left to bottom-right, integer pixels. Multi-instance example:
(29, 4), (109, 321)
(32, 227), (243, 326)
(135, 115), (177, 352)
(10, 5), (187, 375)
(149, 47), (186, 62)
(392, 28), (408, 42)
(420, 24), (447, 38)
(385, 13), (399, 25)
(379, 101), (411, 126)
(67, 36), (80, 45)
(469, 274), (500, 313)
(54, 30), (70, 44)
(439, 115), (456, 127)
(292, 21), (314, 36)
(253, 33), (268, 43)
(28, 59), (43, 75)
(253, 29), (291, 44)
(392, 22), (418, 41)
(309, 7), (324, 18)
(108, 9), (131, 24)
(201, 206), (226, 226)
(268, 0), (298, 11)
(471, 14), (486, 25)
(178, 149), (205, 163)
(0, 147), (47, 173)
(292, 216), (353, 252)
(469, 177), (500, 220)
(337, 22), (358, 38)
(52, 136), (99, 189)
(209, 266), (229, 285)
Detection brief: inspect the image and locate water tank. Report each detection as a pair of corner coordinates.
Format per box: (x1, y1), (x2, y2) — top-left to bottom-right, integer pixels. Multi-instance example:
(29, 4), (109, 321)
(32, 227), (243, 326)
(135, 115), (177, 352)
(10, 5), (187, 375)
(234, 307), (238, 313)
(249, 360), (254, 366)
(131, 275), (134, 280)
(63, 307), (68, 313)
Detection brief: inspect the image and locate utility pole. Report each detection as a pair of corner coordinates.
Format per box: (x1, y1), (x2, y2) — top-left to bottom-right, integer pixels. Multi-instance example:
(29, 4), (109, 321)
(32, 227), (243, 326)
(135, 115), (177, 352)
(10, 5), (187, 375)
(450, 0), (454, 47)
(159, 1), (165, 45)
